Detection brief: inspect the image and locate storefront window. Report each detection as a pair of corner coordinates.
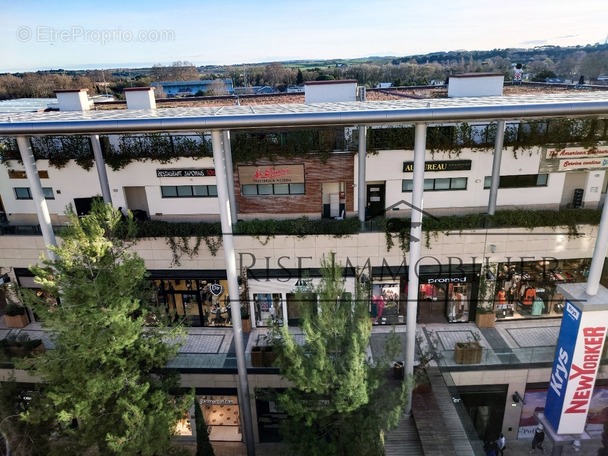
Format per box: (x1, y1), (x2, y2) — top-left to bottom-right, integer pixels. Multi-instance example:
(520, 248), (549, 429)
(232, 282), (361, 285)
(254, 293), (282, 326)
(256, 391), (288, 443)
(371, 283), (403, 325)
(197, 395), (241, 441)
(419, 280), (471, 323)
(152, 279), (229, 327)
(286, 292), (316, 326)
(174, 410), (193, 436)
(494, 258), (590, 320)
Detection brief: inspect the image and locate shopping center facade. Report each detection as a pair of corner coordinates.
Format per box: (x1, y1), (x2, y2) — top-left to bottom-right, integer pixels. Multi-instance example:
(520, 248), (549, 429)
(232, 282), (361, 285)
(1, 77), (608, 447)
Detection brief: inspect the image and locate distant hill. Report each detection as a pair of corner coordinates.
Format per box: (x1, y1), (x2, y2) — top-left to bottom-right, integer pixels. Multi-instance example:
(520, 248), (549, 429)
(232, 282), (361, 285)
(389, 43), (608, 66)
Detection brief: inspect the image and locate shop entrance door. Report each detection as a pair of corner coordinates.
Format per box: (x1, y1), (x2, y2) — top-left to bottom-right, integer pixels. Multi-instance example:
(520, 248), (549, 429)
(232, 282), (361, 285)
(366, 184), (385, 220)
(418, 284), (447, 323)
(458, 387), (507, 443)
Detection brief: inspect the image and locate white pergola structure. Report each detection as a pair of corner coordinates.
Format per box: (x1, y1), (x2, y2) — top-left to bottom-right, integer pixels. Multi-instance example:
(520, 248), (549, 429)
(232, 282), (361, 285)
(3, 92), (608, 455)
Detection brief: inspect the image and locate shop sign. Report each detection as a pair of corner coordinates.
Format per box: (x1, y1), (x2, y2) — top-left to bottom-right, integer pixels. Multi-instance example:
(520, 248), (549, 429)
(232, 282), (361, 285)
(209, 283), (224, 296)
(557, 158), (608, 171)
(156, 168), (215, 178)
(402, 160), (471, 173)
(198, 395), (236, 405)
(423, 276), (467, 284)
(544, 301), (608, 434)
(546, 147), (608, 160)
(239, 165), (304, 184)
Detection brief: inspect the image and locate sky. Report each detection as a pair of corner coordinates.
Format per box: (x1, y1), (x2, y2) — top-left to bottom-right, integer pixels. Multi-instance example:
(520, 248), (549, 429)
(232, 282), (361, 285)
(1, 0), (607, 73)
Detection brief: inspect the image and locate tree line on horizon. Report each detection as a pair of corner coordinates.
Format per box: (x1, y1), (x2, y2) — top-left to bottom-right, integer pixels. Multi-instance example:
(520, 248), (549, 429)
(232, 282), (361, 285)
(1, 43), (607, 100)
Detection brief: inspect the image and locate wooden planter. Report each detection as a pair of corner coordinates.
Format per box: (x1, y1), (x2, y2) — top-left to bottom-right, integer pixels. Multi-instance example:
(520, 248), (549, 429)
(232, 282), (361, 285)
(251, 346), (276, 367)
(262, 347), (276, 367)
(4, 313), (29, 328)
(475, 312), (495, 328)
(5, 342), (45, 359)
(413, 367), (432, 393)
(454, 342), (483, 364)
(251, 346), (264, 367)
(241, 317), (252, 333)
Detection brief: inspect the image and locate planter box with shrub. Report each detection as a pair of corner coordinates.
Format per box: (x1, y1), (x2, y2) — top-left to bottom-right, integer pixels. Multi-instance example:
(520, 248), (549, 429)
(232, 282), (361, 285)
(454, 341), (483, 364)
(0, 333), (45, 360)
(4, 303), (29, 328)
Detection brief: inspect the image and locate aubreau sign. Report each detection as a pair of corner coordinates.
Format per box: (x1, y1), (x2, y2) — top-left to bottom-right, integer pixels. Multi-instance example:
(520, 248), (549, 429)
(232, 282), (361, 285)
(239, 165), (304, 184)
(402, 160), (471, 173)
(156, 168), (215, 178)
(544, 301), (608, 434)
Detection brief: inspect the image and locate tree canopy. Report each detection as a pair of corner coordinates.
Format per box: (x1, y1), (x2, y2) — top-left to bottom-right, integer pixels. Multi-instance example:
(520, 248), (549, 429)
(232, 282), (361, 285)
(23, 201), (189, 455)
(270, 253), (409, 456)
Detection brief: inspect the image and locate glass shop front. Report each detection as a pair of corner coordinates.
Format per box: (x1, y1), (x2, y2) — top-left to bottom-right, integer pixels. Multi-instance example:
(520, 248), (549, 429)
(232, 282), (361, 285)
(153, 276), (230, 327)
(492, 258), (591, 320)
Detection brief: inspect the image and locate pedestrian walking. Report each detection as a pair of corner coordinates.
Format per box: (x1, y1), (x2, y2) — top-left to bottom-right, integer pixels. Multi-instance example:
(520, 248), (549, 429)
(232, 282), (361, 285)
(497, 433), (506, 456)
(530, 424), (545, 453)
(484, 440), (497, 456)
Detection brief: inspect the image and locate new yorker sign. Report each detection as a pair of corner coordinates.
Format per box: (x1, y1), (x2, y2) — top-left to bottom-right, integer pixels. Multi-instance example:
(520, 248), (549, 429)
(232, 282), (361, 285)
(156, 168), (215, 178)
(545, 300), (608, 434)
(402, 160), (471, 173)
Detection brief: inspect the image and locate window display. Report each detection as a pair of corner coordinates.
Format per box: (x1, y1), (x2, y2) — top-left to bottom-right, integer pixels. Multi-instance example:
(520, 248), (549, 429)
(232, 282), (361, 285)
(418, 280), (471, 323)
(494, 258), (590, 320)
(371, 283), (402, 325)
(254, 293), (282, 326)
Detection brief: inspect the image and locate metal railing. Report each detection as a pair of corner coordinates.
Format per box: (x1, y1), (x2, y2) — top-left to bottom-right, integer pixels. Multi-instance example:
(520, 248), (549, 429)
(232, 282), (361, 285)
(438, 346), (558, 369)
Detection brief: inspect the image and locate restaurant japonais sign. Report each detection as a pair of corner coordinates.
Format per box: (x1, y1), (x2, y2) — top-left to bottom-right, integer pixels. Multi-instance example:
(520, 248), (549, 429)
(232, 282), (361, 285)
(156, 169), (215, 178)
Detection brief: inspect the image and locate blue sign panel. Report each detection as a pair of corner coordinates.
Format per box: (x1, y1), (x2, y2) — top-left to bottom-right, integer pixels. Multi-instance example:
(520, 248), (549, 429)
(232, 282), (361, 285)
(545, 301), (581, 430)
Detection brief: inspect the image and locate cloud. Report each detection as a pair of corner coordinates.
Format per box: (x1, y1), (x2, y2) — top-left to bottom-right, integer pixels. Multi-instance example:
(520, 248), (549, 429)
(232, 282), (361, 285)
(519, 40), (548, 46)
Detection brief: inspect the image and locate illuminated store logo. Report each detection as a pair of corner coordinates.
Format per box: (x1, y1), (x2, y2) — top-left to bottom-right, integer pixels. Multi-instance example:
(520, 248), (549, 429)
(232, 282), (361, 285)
(425, 277), (467, 284)
(198, 396), (236, 405)
(566, 302), (580, 320)
(209, 283), (224, 296)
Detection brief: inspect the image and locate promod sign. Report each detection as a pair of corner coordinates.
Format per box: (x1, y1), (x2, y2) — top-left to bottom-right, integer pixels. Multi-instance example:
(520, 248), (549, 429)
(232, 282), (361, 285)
(544, 301), (608, 434)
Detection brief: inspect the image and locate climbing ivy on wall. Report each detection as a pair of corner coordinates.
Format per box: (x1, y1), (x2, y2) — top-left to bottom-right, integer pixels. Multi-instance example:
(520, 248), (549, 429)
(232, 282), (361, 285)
(0, 118), (606, 169)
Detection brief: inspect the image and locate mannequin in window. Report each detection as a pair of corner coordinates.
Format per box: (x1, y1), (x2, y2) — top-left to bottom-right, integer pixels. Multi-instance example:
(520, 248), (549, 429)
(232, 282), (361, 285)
(523, 285), (536, 307)
(448, 292), (457, 322)
(496, 288), (506, 305)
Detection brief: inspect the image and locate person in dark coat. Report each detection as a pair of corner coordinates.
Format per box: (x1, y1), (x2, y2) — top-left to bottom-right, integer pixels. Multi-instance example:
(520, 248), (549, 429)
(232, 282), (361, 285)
(530, 424), (545, 453)
(484, 439), (498, 456)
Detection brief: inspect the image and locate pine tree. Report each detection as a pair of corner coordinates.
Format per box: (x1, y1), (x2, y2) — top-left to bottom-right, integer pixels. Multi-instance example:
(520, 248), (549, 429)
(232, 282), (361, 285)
(0, 378), (53, 456)
(195, 398), (215, 456)
(271, 253), (408, 456)
(24, 201), (190, 455)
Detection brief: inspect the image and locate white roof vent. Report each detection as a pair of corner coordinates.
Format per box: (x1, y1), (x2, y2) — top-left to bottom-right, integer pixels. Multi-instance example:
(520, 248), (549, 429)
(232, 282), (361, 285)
(304, 80), (358, 104)
(447, 73), (504, 97)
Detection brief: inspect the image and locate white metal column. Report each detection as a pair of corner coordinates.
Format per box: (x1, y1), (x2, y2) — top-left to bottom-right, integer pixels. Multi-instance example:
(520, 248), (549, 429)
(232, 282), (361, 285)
(404, 123), (426, 416)
(222, 130), (238, 225)
(211, 131), (255, 455)
(357, 125), (367, 227)
(586, 197), (608, 296)
(488, 120), (506, 215)
(16, 136), (57, 260)
(90, 134), (112, 204)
